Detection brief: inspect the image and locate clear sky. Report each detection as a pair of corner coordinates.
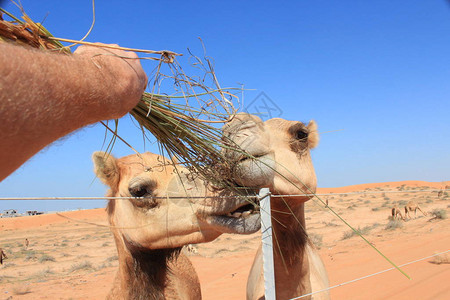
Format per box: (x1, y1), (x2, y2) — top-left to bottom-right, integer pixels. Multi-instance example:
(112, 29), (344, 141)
(1, 0), (449, 213)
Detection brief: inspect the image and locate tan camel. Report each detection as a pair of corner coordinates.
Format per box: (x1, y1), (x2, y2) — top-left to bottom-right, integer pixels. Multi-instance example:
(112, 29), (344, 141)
(404, 201), (427, 219)
(391, 206), (404, 220)
(93, 151), (261, 299)
(222, 113), (329, 300)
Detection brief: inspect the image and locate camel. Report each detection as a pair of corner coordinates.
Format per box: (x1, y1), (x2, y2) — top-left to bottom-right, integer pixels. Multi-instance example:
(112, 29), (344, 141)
(93, 151), (261, 299)
(222, 113), (329, 300)
(404, 201), (427, 219)
(0, 247), (7, 265)
(391, 206), (404, 220)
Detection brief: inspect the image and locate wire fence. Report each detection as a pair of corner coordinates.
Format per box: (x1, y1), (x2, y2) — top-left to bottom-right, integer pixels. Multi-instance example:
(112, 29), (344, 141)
(0, 188), (448, 201)
(289, 249), (450, 300)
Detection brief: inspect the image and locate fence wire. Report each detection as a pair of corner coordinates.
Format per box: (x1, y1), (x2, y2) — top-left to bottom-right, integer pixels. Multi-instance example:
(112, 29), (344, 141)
(0, 188), (448, 201)
(289, 249), (450, 300)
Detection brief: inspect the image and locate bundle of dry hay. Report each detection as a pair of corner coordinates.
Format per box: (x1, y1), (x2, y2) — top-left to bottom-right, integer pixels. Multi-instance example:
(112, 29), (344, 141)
(0, 7), (244, 190)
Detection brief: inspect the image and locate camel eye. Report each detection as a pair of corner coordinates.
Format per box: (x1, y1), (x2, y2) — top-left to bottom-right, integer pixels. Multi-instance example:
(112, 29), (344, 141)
(295, 130), (308, 140)
(129, 186), (148, 198)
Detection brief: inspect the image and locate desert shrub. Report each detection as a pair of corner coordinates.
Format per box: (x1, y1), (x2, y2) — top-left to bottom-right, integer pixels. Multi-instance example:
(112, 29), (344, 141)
(364, 200), (371, 204)
(96, 262), (112, 270)
(341, 225), (374, 240)
(430, 253), (450, 264)
(69, 261), (93, 273)
(308, 233), (323, 248)
(102, 242), (109, 247)
(383, 197), (390, 201)
(426, 199), (433, 203)
(3, 262), (16, 268)
(385, 220), (403, 230)
(431, 209), (447, 220)
(39, 254), (55, 263)
(60, 243), (68, 247)
(323, 221), (339, 227)
(25, 253), (38, 261)
(75, 243), (81, 247)
(12, 285), (31, 295)
(371, 207), (380, 211)
(106, 255), (118, 262)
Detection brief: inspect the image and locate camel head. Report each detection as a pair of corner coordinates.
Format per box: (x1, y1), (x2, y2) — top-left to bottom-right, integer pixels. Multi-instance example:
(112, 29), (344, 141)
(223, 113), (319, 203)
(93, 151), (261, 253)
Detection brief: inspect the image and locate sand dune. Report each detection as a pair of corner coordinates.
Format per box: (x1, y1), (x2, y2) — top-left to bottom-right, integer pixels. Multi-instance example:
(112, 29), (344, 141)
(0, 181), (448, 299)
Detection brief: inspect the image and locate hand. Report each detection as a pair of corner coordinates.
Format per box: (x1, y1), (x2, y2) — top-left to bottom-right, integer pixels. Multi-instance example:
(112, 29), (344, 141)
(74, 43), (147, 119)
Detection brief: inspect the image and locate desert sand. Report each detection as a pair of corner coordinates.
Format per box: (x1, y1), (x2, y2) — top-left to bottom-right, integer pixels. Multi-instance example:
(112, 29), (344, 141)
(0, 180), (449, 299)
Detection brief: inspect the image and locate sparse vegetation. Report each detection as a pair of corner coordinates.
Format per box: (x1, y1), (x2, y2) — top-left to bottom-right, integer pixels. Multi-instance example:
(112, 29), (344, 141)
(322, 221), (339, 227)
(430, 253), (450, 265)
(2, 262), (16, 268)
(372, 207), (380, 211)
(69, 261), (94, 273)
(308, 233), (323, 248)
(385, 220), (403, 230)
(430, 209), (447, 220)
(107, 255), (118, 262)
(342, 224), (378, 240)
(39, 254), (56, 263)
(35, 267), (54, 277)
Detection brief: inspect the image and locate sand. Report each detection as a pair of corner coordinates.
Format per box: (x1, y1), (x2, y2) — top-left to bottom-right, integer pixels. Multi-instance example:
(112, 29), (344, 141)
(0, 181), (449, 299)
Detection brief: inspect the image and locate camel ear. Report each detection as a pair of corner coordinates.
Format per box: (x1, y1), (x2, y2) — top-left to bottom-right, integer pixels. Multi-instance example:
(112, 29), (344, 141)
(307, 120), (319, 149)
(92, 151), (119, 188)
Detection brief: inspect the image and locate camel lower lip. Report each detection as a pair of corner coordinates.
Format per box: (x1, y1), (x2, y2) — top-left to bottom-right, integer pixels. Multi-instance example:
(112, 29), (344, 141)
(206, 213), (261, 234)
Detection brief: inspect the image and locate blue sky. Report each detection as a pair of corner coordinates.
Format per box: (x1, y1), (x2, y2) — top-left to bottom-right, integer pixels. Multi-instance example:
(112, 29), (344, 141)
(1, 0), (449, 213)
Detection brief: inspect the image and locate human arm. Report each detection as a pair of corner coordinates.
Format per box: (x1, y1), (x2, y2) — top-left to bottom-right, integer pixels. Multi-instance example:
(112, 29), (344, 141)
(0, 42), (147, 181)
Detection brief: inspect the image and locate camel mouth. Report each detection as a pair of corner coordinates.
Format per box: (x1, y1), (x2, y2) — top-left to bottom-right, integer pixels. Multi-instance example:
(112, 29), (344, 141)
(206, 201), (261, 234)
(222, 203), (260, 218)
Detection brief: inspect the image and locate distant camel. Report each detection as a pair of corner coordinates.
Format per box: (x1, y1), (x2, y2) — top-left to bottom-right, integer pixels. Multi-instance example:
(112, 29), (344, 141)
(404, 201), (427, 219)
(391, 206), (404, 220)
(25, 238), (29, 249)
(0, 248), (7, 264)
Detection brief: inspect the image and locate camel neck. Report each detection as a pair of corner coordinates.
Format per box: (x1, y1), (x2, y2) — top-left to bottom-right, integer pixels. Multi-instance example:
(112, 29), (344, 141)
(115, 247), (181, 300)
(271, 202), (312, 299)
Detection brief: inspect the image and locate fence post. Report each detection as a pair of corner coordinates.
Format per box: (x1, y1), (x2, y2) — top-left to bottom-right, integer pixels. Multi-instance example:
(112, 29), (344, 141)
(259, 187), (276, 300)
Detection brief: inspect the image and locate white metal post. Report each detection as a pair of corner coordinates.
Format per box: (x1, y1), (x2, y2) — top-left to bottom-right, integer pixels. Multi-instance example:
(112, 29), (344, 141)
(259, 187), (276, 300)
